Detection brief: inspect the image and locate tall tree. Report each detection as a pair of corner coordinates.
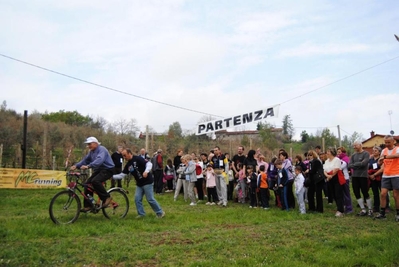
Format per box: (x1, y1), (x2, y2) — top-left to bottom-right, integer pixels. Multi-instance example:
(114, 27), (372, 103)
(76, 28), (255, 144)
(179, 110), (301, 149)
(168, 122), (183, 139)
(300, 130), (309, 143)
(282, 115), (295, 142)
(111, 118), (139, 136)
(258, 122), (280, 151)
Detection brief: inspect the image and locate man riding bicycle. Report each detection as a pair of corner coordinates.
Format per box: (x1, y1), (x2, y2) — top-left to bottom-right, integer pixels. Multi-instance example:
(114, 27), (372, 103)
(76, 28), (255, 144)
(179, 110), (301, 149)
(70, 137), (114, 212)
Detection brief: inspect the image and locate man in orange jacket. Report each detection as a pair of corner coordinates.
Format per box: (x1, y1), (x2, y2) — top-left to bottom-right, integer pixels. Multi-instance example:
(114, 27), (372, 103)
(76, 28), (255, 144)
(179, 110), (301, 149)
(375, 135), (399, 221)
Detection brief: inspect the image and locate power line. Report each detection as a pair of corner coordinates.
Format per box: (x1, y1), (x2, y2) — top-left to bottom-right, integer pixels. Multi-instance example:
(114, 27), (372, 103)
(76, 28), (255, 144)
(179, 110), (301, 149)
(0, 53), (223, 118)
(2, 53), (399, 118)
(280, 55), (399, 105)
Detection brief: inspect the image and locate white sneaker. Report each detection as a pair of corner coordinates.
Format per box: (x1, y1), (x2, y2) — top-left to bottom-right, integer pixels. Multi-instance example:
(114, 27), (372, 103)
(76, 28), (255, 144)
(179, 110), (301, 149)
(189, 202), (197, 206)
(205, 202), (211, 205)
(210, 202), (216, 205)
(217, 201), (223, 205)
(335, 211), (344, 217)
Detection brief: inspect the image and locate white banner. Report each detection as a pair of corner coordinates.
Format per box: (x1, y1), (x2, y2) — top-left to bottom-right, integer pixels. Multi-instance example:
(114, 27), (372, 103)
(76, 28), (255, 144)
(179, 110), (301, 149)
(196, 104), (280, 135)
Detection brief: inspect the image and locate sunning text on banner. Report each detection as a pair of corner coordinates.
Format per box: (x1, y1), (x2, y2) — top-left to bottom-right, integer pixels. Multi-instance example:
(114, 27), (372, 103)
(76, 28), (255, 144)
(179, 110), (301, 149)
(196, 104), (280, 135)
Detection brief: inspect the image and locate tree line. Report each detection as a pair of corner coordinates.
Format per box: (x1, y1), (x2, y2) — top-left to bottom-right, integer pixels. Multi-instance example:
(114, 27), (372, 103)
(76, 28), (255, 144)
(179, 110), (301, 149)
(0, 101), (362, 170)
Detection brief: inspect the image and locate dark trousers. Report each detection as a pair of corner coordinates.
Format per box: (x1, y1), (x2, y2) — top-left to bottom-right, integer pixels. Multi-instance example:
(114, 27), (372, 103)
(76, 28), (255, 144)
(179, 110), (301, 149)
(307, 180), (324, 213)
(249, 187), (257, 207)
(327, 180), (335, 204)
(331, 176), (344, 213)
(259, 188), (270, 208)
(195, 178), (204, 200)
(287, 180), (295, 209)
(352, 176), (370, 200)
(154, 170), (164, 193)
(111, 167), (122, 188)
(84, 169), (113, 207)
(370, 179), (381, 211)
(227, 180), (234, 200)
(207, 187), (219, 203)
(166, 179), (173, 190)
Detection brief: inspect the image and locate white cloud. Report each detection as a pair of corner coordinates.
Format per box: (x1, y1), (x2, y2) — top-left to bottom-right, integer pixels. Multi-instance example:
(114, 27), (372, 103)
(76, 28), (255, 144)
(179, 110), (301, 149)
(1, 0), (399, 142)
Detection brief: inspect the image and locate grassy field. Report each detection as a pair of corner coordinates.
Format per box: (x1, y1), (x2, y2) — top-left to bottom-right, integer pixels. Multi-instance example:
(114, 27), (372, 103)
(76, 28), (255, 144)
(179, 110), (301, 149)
(1, 187), (399, 267)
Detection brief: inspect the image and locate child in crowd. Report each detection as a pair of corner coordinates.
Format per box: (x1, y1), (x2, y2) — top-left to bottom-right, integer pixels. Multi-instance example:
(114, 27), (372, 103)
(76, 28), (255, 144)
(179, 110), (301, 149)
(235, 163), (247, 204)
(257, 165), (270, 210)
(268, 156), (280, 208)
(247, 165), (258, 208)
(205, 164), (219, 205)
(164, 159), (175, 192)
(275, 159), (289, 211)
(294, 166), (306, 214)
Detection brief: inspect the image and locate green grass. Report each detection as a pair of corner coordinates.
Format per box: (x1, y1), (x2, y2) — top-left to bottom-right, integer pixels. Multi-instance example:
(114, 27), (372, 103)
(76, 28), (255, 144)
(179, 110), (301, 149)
(1, 188), (399, 267)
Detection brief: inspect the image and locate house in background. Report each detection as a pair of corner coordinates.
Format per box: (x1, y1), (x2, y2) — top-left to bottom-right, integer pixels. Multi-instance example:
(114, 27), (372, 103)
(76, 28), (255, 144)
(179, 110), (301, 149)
(215, 128), (283, 141)
(362, 131), (399, 154)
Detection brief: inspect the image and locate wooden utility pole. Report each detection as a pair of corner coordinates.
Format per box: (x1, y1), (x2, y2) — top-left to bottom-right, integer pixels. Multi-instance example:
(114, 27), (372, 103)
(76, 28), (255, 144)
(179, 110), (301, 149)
(145, 125), (149, 152)
(0, 144), (3, 168)
(42, 124), (47, 169)
(22, 110), (28, 169)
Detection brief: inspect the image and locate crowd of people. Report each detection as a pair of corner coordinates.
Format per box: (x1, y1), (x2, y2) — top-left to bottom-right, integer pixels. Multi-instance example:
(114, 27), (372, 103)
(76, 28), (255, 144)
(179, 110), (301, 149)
(73, 135), (399, 221)
(139, 136), (399, 221)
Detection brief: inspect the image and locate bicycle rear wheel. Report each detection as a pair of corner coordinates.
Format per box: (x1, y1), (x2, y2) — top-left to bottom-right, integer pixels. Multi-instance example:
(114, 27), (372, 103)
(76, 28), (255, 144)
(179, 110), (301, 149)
(49, 190), (81, 224)
(102, 188), (129, 219)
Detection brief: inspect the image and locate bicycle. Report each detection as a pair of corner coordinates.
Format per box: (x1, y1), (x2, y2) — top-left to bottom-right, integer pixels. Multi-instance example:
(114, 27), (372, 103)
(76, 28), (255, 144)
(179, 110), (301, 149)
(49, 170), (130, 224)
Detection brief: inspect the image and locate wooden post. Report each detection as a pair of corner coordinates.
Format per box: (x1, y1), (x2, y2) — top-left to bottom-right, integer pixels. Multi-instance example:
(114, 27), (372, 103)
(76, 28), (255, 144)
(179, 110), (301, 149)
(42, 124), (47, 169)
(145, 125), (149, 152)
(0, 143), (3, 167)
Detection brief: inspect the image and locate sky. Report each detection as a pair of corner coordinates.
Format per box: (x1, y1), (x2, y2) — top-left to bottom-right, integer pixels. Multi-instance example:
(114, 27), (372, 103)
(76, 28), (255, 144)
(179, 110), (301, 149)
(1, 0), (398, 141)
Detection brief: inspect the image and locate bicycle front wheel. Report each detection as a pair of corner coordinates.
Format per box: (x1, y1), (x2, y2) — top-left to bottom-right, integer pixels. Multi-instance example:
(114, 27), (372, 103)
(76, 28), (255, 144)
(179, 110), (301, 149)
(102, 188), (129, 219)
(49, 190), (81, 224)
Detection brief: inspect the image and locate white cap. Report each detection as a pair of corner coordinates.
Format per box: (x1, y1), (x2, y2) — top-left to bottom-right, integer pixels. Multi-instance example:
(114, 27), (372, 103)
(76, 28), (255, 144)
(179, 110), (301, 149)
(84, 136), (101, 144)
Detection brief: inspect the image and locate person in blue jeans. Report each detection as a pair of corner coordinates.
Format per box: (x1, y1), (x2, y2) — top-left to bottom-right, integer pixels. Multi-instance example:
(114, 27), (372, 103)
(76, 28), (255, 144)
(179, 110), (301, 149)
(113, 148), (165, 218)
(275, 159), (289, 211)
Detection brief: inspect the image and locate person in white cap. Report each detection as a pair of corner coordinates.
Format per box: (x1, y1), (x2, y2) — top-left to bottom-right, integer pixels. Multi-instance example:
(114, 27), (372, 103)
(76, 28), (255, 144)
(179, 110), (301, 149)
(70, 136), (115, 212)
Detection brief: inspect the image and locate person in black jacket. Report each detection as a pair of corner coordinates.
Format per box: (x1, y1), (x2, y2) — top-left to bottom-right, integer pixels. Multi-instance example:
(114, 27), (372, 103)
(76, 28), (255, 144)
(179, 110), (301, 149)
(247, 165), (258, 208)
(113, 149), (165, 218)
(111, 146), (123, 188)
(305, 150), (325, 213)
(275, 159), (289, 211)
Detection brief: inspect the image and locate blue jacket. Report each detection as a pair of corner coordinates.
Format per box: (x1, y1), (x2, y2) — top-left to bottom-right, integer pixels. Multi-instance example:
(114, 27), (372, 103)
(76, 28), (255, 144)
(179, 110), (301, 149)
(277, 168), (289, 187)
(76, 145), (114, 171)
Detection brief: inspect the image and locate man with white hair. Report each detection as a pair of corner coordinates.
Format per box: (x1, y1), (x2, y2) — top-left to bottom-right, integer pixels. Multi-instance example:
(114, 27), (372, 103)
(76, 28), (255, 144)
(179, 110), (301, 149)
(348, 141), (371, 216)
(71, 137), (115, 212)
(375, 135), (399, 221)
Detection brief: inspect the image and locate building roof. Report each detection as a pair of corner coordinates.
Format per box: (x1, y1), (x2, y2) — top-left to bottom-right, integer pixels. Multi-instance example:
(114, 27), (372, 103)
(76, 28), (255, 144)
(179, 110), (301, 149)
(362, 132), (399, 147)
(215, 128), (282, 136)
